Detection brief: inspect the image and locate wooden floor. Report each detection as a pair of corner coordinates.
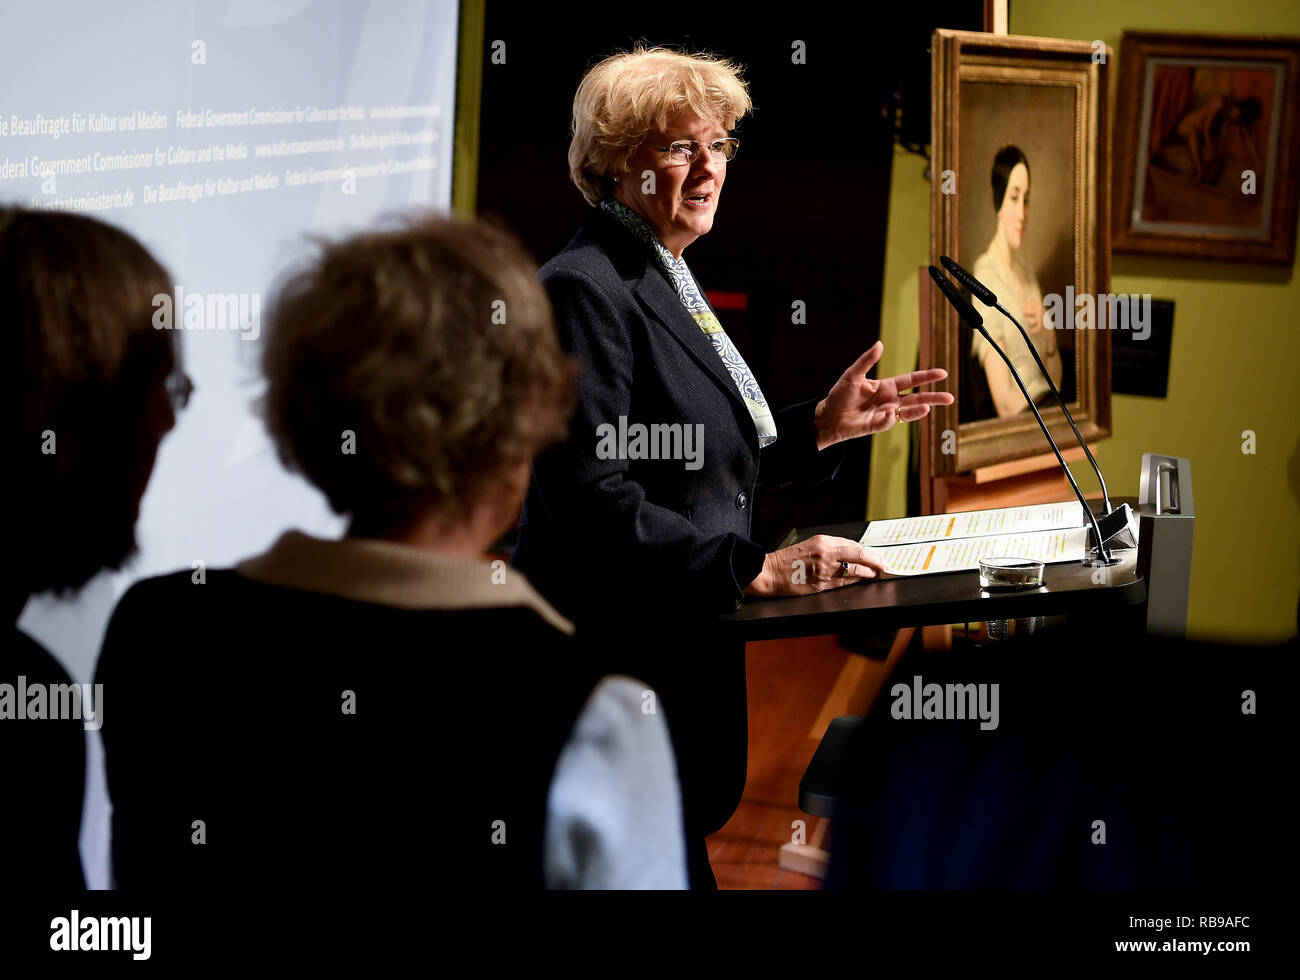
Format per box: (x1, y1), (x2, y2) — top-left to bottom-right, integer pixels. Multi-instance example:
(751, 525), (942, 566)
(706, 631), (909, 890)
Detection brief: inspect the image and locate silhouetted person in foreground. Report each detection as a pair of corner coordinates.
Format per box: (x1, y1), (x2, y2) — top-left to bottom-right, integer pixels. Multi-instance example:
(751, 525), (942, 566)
(2, 207), (182, 889)
(98, 214), (688, 889)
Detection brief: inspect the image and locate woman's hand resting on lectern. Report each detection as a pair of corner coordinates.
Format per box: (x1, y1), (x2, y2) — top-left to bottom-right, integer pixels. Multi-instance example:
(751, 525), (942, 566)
(743, 535), (888, 597)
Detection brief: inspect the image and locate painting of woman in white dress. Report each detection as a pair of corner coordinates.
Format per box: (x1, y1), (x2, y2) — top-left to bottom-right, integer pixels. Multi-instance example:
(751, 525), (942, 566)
(969, 145), (1063, 418)
(931, 34), (1112, 474)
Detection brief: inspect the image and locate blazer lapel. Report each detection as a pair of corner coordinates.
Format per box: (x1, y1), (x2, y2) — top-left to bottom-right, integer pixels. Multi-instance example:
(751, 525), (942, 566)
(584, 208), (753, 427)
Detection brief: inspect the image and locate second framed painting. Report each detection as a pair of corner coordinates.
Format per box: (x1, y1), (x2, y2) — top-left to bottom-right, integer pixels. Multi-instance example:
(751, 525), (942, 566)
(928, 30), (1112, 476)
(1112, 31), (1300, 265)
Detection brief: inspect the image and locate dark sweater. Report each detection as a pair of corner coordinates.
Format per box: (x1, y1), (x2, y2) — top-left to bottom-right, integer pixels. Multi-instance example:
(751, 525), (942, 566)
(1, 626), (86, 889)
(97, 541), (601, 890)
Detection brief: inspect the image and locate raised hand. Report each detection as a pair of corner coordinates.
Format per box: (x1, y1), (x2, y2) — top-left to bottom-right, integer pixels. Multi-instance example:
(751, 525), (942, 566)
(814, 341), (954, 450)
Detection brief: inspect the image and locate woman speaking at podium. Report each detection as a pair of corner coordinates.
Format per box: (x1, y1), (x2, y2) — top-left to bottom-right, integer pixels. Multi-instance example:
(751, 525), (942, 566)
(511, 45), (953, 888)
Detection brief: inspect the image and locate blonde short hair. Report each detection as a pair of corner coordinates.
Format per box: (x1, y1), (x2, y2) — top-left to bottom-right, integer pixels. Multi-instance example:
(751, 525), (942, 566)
(568, 45), (753, 206)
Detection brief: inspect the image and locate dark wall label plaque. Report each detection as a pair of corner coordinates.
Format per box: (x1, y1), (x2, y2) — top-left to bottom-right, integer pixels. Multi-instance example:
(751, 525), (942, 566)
(1111, 298), (1174, 398)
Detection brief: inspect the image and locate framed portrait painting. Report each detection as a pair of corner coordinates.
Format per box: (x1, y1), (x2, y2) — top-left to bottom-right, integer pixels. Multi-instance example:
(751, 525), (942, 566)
(928, 31), (1112, 476)
(1113, 31), (1300, 265)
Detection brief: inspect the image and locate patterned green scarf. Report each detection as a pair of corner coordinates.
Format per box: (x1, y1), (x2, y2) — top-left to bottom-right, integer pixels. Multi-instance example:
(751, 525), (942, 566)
(599, 197), (777, 447)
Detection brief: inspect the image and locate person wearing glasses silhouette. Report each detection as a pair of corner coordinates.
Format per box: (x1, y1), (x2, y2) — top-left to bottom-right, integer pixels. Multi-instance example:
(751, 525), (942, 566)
(2, 207), (185, 890)
(511, 45), (952, 888)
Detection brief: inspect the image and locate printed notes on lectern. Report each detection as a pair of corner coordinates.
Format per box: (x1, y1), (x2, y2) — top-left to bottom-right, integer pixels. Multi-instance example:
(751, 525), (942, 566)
(861, 502), (1085, 547)
(860, 503), (1088, 577)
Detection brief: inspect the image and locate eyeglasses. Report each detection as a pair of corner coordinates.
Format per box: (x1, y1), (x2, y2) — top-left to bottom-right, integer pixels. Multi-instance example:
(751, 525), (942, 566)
(166, 370), (194, 411)
(652, 138), (740, 166)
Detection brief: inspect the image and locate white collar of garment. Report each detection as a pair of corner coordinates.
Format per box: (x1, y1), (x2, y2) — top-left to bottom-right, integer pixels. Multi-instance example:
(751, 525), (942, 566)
(236, 530), (573, 635)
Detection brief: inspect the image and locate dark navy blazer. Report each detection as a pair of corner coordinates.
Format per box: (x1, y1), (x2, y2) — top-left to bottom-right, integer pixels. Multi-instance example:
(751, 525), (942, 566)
(513, 205), (843, 842)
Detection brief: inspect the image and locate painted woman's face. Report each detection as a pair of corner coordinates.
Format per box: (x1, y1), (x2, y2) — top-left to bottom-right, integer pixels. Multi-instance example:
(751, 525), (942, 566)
(997, 162), (1029, 251)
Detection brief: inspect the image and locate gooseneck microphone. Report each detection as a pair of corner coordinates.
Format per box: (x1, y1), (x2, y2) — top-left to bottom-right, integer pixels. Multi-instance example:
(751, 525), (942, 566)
(939, 254), (1113, 515)
(928, 265), (1114, 565)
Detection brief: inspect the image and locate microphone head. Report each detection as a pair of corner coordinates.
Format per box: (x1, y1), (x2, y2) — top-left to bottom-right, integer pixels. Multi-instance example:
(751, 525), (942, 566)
(939, 255), (997, 307)
(928, 264), (984, 329)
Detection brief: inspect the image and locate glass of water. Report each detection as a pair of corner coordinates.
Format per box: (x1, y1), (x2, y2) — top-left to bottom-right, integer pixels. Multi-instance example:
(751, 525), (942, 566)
(979, 558), (1045, 642)
(979, 557), (1045, 592)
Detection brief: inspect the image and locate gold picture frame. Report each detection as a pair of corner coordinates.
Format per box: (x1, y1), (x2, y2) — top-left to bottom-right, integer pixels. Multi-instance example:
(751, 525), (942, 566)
(928, 30), (1112, 477)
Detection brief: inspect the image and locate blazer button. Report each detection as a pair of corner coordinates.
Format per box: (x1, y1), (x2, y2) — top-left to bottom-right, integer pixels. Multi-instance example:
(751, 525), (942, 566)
(735, 491), (749, 510)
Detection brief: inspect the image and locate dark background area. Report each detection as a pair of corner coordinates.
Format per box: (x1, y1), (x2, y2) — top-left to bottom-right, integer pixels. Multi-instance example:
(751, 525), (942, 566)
(476, 5), (983, 547)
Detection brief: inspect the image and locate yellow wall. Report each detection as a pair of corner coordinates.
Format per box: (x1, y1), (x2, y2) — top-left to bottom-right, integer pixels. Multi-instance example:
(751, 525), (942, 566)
(869, 0), (1300, 643)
